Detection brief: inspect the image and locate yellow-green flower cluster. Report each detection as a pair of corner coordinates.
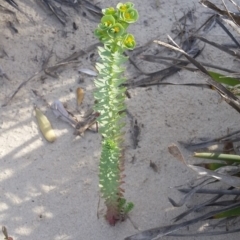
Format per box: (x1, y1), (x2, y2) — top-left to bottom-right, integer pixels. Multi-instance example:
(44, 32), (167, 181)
(94, 2), (138, 50)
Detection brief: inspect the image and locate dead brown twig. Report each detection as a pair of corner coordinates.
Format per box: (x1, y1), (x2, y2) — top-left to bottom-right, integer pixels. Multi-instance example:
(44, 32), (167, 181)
(141, 54), (239, 73)
(154, 38), (240, 114)
(2, 42), (100, 107)
(74, 112), (99, 136)
(200, 0), (240, 26)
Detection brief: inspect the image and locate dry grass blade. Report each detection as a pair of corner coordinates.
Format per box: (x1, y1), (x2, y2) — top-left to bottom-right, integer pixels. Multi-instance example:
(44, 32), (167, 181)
(195, 35), (240, 58)
(0, 3), (18, 23)
(3, 0), (33, 22)
(198, 14), (217, 33)
(125, 51), (150, 75)
(222, 17), (240, 35)
(125, 202), (240, 240)
(127, 35), (201, 87)
(80, 0), (102, 16)
(179, 188), (240, 195)
(126, 65), (185, 87)
(154, 39), (209, 75)
(41, 0), (67, 25)
(2, 43), (100, 107)
(209, 216), (240, 229)
(200, 0), (240, 26)
(208, 198), (239, 205)
(2, 70), (41, 107)
(40, 0), (102, 25)
(154, 39), (240, 114)
(228, 0), (240, 11)
(222, 0), (238, 26)
(168, 177), (213, 207)
(61, 42), (101, 63)
(136, 82), (210, 88)
(166, 228), (240, 237)
(3, 0), (20, 12)
(128, 50), (201, 88)
(173, 192), (224, 222)
(179, 129), (240, 151)
(215, 16), (240, 47)
(188, 165), (240, 188)
(53, 0), (102, 16)
(141, 54), (236, 73)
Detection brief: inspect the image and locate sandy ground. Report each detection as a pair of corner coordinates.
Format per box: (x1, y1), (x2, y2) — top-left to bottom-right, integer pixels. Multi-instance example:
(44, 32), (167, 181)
(1, 0), (240, 239)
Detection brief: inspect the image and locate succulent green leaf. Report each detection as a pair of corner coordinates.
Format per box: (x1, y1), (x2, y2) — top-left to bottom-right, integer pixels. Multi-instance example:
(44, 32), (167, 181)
(95, 62), (112, 73)
(123, 201), (134, 214)
(101, 15), (116, 28)
(122, 33), (136, 49)
(94, 2), (138, 225)
(119, 20), (129, 29)
(107, 23), (125, 38)
(102, 7), (116, 16)
(112, 52), (128, 64)
(116, 2), (134, 12)
(120, 8), (139, 23)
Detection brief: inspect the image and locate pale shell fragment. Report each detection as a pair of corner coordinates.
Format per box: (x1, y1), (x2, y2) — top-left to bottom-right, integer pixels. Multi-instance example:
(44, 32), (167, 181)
(78, 68), (97, 76)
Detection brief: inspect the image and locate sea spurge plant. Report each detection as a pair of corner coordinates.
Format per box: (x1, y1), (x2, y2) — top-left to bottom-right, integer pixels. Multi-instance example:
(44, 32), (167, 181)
(93, 2), (138, 225)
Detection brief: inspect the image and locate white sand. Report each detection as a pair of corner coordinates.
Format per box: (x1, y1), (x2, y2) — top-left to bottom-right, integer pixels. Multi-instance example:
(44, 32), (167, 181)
(1, 0), (240, 239)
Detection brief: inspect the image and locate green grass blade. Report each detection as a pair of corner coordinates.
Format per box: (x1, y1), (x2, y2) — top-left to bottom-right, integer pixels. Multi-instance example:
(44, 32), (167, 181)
(211, 206), (240, 219)
(194, 162), (227, 170)
(194, 152), (240, 163)
(208, 71), (240, 86)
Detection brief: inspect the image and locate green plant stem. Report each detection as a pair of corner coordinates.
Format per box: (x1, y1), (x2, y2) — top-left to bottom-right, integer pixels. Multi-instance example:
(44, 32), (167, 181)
(194, 152), (240, 162)
(93, 2), (138, 225)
